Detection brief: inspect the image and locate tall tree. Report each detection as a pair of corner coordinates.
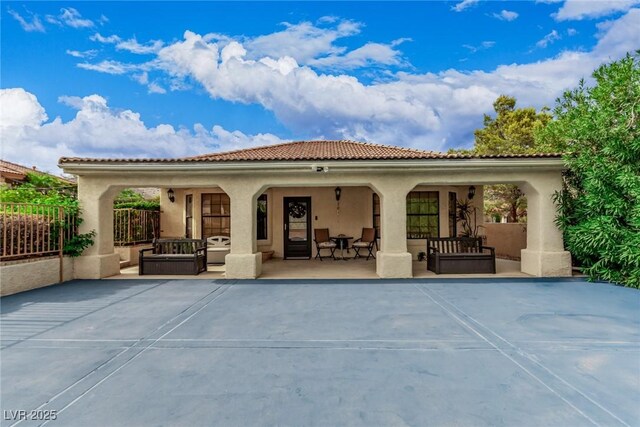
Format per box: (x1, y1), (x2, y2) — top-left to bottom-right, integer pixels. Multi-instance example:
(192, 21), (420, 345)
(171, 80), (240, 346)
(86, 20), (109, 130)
(537, 53), (640, 287)
(473, 95), (553, 222)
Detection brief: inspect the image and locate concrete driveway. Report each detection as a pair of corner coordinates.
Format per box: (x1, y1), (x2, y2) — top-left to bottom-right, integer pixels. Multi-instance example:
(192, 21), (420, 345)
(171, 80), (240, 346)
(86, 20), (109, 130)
(1, 278), (638, 426)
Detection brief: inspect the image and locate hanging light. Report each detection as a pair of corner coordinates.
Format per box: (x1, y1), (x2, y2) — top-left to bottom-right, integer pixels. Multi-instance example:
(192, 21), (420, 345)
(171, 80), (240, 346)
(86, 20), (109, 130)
(167, 188), (175, 203)
(468, 185), (476, 200)
(335, 187), (342, 201)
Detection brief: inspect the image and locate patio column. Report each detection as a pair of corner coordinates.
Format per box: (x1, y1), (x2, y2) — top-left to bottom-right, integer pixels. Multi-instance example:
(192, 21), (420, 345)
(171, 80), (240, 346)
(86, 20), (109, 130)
(374, 181), (413, 278)
(74, 178), (121, 279)
(520, 178), (572, 277)
(223, 184), (263, 279)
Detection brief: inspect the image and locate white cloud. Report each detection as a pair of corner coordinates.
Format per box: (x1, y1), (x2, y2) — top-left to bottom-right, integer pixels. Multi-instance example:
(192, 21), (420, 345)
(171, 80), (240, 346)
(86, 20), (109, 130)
(46, 8), (94, 28)
(536, 30), (561, 48)
(493, 10), (519, 21)
(8, 9), (45, 32)
(555, 0), (640, 20)
(452, 0), (480, 12)
(153, 32), (441, 145)
(90, 32), (121, 44)
(77, 60), (138, 75)
(70, 8), (640, 153)
(133, 72), (149, 85)
(1, 88), (48, 129)
(0, 89), (287, 173)
(116, 38), (164, 55)
(245, 20), (361, 64)
(463, 41), (495, 53)
(58, 8), (94, 28)
(308, 40), (408, 70)
(567, 28), (578, 36)
(147, 82), (167, 94)
(66, 49), (98, 59)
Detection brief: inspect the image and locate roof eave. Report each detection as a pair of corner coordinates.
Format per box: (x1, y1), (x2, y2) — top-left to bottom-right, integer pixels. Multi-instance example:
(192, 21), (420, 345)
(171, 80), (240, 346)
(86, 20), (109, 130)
(59, 158), (565, 175)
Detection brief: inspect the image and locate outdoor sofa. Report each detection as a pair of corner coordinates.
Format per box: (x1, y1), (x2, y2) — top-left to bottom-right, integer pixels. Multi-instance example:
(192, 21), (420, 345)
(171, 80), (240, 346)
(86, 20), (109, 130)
(139, 238), (207, 275)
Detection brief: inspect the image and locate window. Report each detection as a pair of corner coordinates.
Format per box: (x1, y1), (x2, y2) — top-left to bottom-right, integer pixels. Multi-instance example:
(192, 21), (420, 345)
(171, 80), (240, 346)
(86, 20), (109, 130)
(373, 191), (440, 239)
(448, 192), (457, 237)
(257, 194), (268, 240)
(185, 194), (193, 238)
(201, 193), (230, 238)
(372, 193), (380, 239)
(406, 191), (439, 239)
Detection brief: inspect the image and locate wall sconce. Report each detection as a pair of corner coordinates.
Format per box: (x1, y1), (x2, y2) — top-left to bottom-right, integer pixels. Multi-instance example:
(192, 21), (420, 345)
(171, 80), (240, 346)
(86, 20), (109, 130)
(468, 185), (476, 200)
(167, 188), (175, 203)
(334, 186), (342, 201)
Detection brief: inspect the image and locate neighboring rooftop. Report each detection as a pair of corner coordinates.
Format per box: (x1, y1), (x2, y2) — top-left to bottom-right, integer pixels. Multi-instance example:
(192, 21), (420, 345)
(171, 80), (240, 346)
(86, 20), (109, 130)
(1, 159), (75, 184)
(59, 140), (562, 164)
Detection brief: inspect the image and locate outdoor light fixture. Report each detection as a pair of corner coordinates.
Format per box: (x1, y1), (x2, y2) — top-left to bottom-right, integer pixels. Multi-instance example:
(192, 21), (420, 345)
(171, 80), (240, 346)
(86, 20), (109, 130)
(335, 186), (342, 201)
(167, 188), (175, 203)
(468, 185), (476, 200)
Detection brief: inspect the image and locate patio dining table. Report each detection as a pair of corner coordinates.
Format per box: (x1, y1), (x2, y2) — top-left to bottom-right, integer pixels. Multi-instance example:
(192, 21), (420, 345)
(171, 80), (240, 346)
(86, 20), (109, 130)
(330, 235), (353, 261)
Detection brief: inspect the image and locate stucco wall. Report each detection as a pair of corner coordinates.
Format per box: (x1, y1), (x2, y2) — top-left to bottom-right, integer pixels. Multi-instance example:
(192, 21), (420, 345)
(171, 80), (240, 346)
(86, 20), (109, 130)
(115, 244), (153, 267)
(0, 256), (74, 297)
(484, 223), (527, 260)
(269, 186), (373, 258)
(160, 187), (187, 238)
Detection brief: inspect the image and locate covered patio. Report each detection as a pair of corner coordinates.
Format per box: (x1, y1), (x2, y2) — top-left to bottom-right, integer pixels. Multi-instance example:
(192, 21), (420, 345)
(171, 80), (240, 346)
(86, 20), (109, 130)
(59, 140), (572, 280)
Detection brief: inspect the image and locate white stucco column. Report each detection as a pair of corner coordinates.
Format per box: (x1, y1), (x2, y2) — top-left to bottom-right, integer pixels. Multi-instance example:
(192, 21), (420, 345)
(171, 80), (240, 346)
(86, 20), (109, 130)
(222, 184), (264, 279)
(373, 181), (413, 278)
(521, 179), (572, 277)
(74, 178), (121, 279)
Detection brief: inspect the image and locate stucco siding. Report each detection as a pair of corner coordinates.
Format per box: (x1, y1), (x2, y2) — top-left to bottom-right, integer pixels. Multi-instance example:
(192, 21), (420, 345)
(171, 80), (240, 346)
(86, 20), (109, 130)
(484, 223), (527, 260)
(1, 256), (74, 296)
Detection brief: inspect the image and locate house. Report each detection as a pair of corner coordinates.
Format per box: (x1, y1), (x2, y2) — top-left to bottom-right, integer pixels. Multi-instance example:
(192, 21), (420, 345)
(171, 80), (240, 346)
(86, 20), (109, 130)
(59, 140), (572, 280)
(1, 159), (75, 187)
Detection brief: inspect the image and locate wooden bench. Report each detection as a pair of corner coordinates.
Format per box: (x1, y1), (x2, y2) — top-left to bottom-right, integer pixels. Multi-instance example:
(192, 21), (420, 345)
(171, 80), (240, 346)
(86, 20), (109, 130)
(427, 237), (496, 274)
(139, 239), (207, 275)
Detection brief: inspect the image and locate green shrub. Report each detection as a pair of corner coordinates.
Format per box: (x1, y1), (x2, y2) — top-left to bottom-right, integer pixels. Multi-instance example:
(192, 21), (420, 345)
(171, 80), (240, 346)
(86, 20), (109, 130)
(538, 53), (640, 287)
(0, 173), (95, 257)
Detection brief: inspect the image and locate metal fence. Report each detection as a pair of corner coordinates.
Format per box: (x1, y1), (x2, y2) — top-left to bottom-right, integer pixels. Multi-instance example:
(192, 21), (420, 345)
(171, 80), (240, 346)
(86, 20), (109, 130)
(114, 209), (160, 246)
(0, 203), (76, 261)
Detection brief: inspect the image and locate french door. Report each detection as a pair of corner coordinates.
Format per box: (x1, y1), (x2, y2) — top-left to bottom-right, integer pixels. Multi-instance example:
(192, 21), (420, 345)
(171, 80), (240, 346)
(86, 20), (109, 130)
(283, 197), (311, 259)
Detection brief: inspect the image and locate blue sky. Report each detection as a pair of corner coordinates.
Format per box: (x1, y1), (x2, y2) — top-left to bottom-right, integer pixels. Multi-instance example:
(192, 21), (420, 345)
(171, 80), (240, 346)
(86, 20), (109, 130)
(1, 1), (639, 173)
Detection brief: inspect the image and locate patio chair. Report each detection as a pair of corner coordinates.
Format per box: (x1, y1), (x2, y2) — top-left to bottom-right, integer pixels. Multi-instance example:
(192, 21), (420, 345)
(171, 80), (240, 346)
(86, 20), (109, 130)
(314, 228), (337, 261)
(352, 228), (377, 260)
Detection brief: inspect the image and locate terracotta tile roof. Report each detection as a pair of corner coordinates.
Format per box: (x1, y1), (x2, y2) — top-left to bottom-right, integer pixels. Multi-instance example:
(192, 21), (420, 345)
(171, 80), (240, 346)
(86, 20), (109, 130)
(59, 140), (562, 164)
(1, 159), (75, 183)
(188, 140), (443, 161)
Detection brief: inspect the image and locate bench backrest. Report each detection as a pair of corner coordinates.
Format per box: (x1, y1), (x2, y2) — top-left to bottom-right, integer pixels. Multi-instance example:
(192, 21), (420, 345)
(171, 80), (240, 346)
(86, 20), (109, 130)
(427, 237), (483, 253)
(207, 236), (230, 247)
(154, 239), (206, 255)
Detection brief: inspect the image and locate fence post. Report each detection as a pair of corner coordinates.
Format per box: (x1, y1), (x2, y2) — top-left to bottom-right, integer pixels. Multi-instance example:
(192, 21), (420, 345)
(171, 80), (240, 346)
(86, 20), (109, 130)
(128, 209), (132, 245)
(59, 207), (64, 283)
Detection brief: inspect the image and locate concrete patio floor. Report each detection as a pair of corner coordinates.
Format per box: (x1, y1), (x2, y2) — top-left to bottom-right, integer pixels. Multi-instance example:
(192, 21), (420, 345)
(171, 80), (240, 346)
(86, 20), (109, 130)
(112, 258), (525, 280)
(1, 278), (638, 426)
